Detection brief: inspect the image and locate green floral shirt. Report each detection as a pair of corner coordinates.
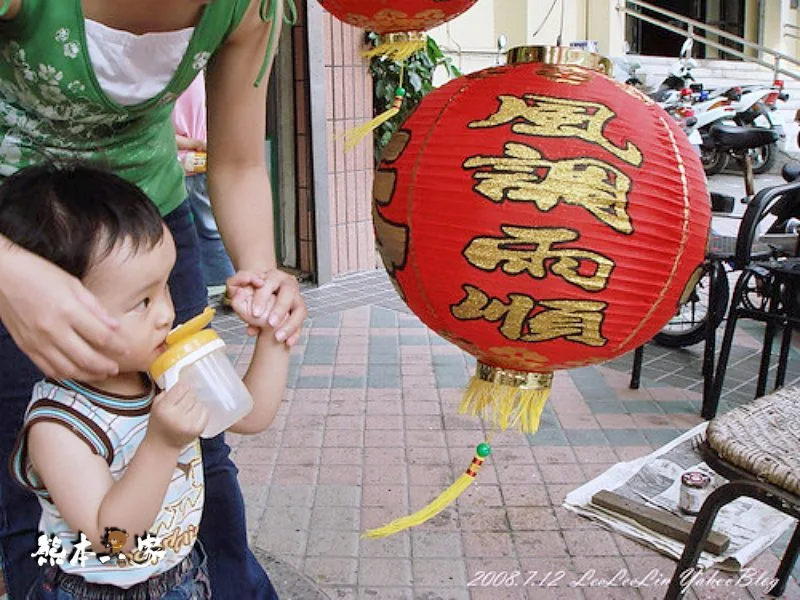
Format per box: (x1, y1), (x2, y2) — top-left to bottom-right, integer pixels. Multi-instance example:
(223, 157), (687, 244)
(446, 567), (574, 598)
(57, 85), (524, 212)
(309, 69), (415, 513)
(0, 0), (263, 215)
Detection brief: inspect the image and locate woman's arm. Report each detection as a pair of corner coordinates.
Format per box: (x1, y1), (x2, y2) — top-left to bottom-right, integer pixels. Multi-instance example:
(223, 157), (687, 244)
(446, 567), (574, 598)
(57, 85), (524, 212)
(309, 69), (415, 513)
(0, 237), (125, 379)
(205, 0), (307, 345)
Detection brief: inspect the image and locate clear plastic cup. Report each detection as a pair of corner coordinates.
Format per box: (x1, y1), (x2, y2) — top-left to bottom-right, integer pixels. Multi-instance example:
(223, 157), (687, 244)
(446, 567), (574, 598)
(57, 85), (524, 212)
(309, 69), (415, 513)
(150, 308), (253, 438)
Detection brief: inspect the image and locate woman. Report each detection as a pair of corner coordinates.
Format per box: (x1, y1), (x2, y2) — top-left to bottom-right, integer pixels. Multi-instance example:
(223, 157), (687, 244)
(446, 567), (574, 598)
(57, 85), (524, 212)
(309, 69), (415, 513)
(0, 1), (304, 598)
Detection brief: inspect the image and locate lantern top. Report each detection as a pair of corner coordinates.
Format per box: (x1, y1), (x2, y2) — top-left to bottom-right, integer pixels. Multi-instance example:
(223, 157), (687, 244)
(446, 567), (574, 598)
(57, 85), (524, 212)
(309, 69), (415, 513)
(506, 45), (613, 75)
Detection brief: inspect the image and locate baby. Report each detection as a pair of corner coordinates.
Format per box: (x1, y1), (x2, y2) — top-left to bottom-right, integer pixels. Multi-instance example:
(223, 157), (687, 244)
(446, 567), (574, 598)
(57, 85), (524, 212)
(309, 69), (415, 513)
(1, 162), (289, 599)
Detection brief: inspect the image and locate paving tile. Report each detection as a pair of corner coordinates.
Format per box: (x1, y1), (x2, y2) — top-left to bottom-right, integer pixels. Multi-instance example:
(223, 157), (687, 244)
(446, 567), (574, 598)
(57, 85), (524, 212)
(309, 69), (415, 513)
(501, 485), (550, 507)
(564, 429), (610, 446)
(357, 588), (412, 600)
(462, 531), (516, 558)
(303, 557), (359, 586)
(358, 557), (412, 587)
(315, 485), (361, 507)
(563, 529), (618, 556)
(532, 446), (577, 465)
(412, 558), (469, 587)
(572, 446), (618, 464)
(305, 529), (360, 557)
(513, 531), (569, 557)
(358, 532), (410, 558)
(410, 530), (463, 558)
(603, 428), (648, 446)
(506, 506), (560, 531)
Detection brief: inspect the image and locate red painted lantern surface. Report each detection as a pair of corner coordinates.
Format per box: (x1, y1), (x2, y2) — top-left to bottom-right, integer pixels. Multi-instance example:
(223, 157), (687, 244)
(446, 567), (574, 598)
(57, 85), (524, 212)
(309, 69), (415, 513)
(373, 48), (710, 380)
(318, 0), (477, 33)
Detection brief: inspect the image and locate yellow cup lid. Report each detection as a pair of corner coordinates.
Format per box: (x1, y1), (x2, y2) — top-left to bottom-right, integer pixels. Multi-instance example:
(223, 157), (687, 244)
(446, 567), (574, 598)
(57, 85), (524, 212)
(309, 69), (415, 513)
(149, 307), (220, 382)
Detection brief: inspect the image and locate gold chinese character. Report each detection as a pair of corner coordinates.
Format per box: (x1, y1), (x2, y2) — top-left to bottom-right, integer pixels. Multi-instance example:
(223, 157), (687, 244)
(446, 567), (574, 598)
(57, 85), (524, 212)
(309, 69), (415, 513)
(463, 226), (614, 292)
(469, 94), (642, 166)
(463, 142), (632, 234)
(451, 285), (535, 341)
(451, 285), (607, 346)
(522, 299), (607, 346)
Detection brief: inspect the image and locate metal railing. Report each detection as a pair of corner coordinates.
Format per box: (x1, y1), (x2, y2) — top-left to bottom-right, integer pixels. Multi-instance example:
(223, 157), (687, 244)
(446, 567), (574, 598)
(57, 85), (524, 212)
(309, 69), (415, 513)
(617, 0), (800, 82)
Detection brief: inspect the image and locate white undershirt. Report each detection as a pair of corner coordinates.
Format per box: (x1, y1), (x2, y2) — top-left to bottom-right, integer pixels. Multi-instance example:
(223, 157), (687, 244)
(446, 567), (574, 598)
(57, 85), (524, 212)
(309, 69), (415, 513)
(84, 19), (194, 106)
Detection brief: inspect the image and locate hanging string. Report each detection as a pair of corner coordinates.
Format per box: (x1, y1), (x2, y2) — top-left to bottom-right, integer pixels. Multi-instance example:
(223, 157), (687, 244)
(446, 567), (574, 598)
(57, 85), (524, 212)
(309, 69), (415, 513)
(342, 62), (407, 151)
(364, 440), (493, 538)
(254, 0), (297, 86)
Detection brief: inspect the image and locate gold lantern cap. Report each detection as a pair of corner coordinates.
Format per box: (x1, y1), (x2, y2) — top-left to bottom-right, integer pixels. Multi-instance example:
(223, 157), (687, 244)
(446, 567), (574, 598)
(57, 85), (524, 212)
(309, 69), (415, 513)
(506, 45), (612, 75)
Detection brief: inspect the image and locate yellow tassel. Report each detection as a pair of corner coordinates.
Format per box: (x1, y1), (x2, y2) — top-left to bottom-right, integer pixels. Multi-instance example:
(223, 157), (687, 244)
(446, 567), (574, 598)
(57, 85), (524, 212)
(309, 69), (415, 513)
(361, 32), (427, 62)
(459, 364), (553, 434)
(342, 88), (406, 151)
(363, 444), (491, 539)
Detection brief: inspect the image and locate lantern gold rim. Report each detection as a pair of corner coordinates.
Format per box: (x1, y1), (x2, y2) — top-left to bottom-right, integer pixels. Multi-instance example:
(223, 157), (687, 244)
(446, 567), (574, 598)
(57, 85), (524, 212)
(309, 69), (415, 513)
(381, 31), (428, 44)
(505, 45), (612, 75)
(476, 363), (553, 390)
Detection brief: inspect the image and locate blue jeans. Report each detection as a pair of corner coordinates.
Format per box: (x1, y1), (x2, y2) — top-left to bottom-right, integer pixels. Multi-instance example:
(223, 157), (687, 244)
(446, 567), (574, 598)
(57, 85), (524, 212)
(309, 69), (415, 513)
(34, 544), (210, 599)
(0, 201), (278, 599)
(186, 174), (235, 287)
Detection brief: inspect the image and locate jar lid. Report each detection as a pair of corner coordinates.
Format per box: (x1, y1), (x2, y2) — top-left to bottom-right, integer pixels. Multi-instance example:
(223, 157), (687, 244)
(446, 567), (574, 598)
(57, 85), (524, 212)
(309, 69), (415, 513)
(681, 471), (711, 489)
(149, 307), (220, 382)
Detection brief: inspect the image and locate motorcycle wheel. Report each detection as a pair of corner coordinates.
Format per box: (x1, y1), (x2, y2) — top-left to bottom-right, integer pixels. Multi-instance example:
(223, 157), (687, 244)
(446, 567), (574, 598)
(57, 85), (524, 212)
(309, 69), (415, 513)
(701, 144), (728, 176)
(653, 264), (728, 348)
(750, 142), (777, 175)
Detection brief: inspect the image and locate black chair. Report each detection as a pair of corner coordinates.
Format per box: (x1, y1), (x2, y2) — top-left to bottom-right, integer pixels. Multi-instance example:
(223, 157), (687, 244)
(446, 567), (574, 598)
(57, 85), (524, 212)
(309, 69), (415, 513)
(630, 169), (800, 416)
(704, 179), (800, 419)
(665, 388), (800, 599)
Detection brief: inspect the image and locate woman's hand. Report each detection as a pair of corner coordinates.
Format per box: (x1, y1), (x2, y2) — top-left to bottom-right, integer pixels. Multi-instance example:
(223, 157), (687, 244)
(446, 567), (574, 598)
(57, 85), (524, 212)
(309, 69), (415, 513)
(226, 269), (307, 346)
(176, 134), (206, 153)
(0, 245), (126, 379)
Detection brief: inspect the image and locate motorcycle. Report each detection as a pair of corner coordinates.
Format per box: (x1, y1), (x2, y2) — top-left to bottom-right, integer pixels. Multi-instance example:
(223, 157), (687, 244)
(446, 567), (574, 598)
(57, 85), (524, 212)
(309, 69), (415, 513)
(695, 80), (788, 175)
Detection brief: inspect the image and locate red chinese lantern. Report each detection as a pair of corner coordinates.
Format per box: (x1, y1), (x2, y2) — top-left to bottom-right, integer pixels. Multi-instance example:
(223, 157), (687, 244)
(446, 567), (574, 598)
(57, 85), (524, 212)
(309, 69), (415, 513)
(367, 47), (709, 536)
(318, 0), (478, 59)
(319, 0), (479, 149)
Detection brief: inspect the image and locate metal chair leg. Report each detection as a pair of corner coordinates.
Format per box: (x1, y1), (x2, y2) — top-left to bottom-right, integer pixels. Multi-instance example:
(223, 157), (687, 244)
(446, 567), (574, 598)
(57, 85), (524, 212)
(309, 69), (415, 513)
(756, 284), (782, 398)
(707, 272), (751, 419)
(629, 345), (644, 390)
(702, 260), (725, 404)
(665, 484), (740, 599)
(769, 522), (800, 597)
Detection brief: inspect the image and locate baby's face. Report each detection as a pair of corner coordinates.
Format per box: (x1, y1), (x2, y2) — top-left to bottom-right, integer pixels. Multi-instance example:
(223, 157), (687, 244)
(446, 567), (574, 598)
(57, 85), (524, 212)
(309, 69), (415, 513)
(83, 226), (177, 373)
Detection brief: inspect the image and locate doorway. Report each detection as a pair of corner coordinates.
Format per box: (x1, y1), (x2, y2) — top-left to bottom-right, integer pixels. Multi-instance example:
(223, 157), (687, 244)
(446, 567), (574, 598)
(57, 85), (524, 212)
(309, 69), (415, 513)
(628, 0), (744, 58)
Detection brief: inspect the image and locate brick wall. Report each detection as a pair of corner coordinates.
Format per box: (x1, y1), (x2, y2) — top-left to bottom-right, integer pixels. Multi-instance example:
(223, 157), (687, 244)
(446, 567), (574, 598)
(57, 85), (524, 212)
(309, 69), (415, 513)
(322, 12), (376, 277)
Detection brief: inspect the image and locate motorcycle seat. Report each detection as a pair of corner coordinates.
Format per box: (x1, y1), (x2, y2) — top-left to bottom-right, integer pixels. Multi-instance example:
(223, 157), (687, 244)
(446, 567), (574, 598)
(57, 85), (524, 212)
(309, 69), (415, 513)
(782, 163), (800, 183)
(710, 124), (778, 150)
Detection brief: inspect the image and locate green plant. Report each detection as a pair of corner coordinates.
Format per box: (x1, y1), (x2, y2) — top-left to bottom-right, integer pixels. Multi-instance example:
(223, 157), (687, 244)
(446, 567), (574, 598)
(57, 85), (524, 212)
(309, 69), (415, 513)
(367, 33), (462, 160)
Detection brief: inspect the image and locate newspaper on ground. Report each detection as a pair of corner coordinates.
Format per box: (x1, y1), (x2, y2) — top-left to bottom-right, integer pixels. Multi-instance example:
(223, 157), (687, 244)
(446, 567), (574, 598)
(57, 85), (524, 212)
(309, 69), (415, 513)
(563, 422), (794, 571)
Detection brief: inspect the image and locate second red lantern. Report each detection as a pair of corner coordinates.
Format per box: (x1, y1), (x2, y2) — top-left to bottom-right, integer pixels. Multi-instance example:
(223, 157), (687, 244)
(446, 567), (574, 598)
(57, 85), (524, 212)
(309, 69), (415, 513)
(373, 47), (710, 430)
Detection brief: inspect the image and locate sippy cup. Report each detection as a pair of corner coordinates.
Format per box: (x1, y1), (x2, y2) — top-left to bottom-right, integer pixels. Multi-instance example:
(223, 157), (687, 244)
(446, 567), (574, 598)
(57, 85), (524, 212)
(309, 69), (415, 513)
(149, 307), (253, 438)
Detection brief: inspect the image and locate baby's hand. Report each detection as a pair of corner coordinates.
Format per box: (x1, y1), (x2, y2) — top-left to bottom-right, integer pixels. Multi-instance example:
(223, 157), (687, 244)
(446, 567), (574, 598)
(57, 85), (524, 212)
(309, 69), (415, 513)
(227, 269), (307, 346)
(147, 383), (209, 449)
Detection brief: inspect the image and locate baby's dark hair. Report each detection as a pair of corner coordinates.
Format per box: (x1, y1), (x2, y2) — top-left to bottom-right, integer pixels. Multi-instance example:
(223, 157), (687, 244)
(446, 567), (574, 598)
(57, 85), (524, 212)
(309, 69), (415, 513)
(0, 162), (165, 279)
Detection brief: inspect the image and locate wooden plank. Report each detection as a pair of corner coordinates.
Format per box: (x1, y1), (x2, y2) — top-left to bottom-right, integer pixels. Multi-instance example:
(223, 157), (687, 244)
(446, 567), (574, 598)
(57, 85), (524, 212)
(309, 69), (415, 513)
(591, 490), (731, 555)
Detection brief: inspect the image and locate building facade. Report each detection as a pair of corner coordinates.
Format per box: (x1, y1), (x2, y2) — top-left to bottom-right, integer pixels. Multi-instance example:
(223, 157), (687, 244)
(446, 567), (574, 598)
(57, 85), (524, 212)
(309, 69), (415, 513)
(271, 0), (800, 284)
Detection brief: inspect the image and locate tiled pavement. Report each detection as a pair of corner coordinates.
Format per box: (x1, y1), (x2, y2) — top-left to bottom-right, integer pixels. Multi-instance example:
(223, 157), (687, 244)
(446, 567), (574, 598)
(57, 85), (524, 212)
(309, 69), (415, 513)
(216, 261), (800, 600)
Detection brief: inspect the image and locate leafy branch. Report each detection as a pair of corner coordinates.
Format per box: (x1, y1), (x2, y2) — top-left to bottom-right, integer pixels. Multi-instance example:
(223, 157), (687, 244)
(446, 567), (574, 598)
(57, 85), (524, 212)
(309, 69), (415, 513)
(367, 32), (462, 160)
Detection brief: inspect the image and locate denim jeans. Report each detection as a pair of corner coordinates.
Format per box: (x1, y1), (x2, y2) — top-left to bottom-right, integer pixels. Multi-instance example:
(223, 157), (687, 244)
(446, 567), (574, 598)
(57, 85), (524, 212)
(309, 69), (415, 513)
(0, 201), (278, 599)
(34, 543), (211, 599)
(185, 174), (235, 288)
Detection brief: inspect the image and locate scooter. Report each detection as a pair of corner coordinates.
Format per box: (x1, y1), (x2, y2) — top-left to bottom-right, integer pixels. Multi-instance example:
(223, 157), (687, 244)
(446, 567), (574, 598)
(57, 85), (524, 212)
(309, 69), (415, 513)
(694, 80), (787, 175)
(650, 38), (696, 105)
